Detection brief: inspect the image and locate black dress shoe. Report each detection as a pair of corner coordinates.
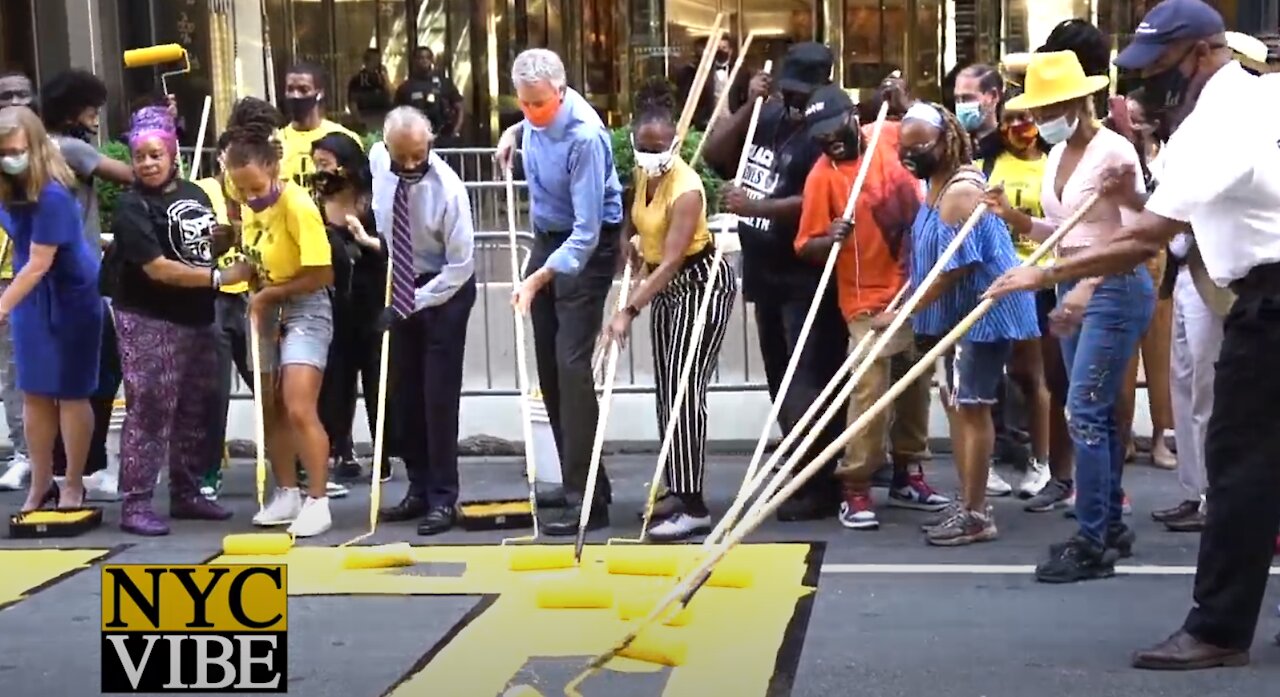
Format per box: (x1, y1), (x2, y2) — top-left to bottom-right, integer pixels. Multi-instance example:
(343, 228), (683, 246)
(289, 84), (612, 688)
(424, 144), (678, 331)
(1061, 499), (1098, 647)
(417, 507), (455, 536)
(1132, 629), (1249, 670)
(1165, 510), (1206, 532)
(380, 494), (428, 522)
(1152, 500), (1200, 523)
(543, 504), (609, 536)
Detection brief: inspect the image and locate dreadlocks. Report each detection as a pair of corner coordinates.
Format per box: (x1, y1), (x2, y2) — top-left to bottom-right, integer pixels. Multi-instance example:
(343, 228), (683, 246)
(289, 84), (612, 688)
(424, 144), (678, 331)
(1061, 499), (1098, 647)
(932, 102), (973, 173)
(223, 97), (282, 168)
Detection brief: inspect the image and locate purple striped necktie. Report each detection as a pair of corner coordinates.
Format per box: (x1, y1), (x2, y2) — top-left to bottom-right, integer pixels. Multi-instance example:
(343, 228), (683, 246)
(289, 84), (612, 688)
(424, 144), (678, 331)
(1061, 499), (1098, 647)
(390, 179), (416, 318)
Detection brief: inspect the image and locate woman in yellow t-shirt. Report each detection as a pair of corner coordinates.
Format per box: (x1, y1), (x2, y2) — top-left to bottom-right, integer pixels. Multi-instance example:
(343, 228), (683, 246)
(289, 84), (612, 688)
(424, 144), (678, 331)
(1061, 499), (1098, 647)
(222, 98), (335, 538)
(975, 86), (1065, 503)
(601, 84), (736, 542)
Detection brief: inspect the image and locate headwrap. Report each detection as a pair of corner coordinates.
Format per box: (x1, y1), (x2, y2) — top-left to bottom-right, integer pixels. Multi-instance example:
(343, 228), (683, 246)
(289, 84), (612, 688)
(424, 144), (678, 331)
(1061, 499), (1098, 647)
(127, 106), (178, 155)
(903, 102), (944, 129)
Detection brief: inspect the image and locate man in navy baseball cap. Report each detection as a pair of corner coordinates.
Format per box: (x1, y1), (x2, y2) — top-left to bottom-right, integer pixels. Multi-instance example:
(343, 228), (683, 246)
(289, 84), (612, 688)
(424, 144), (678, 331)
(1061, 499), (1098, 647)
(1114, 0), (1232, 137)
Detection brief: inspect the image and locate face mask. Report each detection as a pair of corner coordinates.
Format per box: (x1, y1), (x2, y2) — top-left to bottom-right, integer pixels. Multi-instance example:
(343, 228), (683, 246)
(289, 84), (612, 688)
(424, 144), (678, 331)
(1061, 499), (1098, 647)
(313, 170), (348, 197)
(782, 92), (808, 118)
(0, 152), (28, 176)
(521, 92), (563, 129)
(67, 123), (97, 141)
(633, 140), (676, 178)
(1001, 122), (1039, 152)
(391, 158), (431, 184)
(715, 50), (729, 63)
(955, 101), (985, 132)
(283, 95), (319, 122)
(246, 184), (282, 213)
(900, 148), (939, 180)
(1037, 114), (1078, 145)
(1140, 54), (1197, 137)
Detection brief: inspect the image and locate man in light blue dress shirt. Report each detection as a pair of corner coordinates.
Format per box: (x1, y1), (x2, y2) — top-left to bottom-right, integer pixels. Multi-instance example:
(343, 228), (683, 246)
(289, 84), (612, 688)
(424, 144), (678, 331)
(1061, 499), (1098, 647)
(496, 48), (624, 535)
(370, 107), (477, 536)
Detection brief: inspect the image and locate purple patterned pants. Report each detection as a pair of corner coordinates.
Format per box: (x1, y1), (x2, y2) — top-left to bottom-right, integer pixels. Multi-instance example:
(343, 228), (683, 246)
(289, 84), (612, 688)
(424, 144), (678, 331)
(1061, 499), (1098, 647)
(115, 310), (219, 509)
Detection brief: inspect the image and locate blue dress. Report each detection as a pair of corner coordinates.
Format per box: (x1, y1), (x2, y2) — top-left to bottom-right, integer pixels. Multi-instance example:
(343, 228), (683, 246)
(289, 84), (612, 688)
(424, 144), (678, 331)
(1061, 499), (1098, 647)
(3, 182), (104, 399)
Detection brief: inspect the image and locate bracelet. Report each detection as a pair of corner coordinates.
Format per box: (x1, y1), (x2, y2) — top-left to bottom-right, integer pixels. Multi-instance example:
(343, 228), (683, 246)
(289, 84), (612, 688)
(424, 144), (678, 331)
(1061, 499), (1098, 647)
(211, 268), (222, 288)
(624, 304), (640, 318)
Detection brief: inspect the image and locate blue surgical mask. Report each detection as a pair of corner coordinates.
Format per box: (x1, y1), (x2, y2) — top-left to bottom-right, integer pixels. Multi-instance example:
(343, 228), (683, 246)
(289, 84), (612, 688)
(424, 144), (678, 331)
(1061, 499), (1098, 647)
(1037, 114), (1079, 145)
(956, 101), (985, 132)
(0, 152), (28, 176)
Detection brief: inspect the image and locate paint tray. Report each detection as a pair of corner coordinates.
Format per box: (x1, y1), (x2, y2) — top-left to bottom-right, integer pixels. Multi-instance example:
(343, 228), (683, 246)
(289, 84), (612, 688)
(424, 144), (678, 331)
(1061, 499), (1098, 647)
(9, 507), (103, 539)
(456, 498), (533, 531)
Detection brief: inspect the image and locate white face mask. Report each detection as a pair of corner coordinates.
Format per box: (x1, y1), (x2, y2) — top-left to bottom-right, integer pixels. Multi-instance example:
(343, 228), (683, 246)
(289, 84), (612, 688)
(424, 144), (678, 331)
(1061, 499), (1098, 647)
(632, 136), (676, 178)
(1037, 114), (1079, 145)
(0, 152), (28, 176)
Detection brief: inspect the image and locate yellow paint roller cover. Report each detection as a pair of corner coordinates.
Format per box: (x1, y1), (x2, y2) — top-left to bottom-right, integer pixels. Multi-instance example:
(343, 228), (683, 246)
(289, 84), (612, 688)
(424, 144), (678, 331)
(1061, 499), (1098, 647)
(617, 595), (694, 627)
(605, 548), (680, 577)
(221, 533), (293, 556)
(618, 627), (688, 667)
(124, 44), (187, 68)
(342, 543), (414, 570)
(705, 560), (754, 589)
(507, 546), (575, 571)
(533, 579), (613, 609)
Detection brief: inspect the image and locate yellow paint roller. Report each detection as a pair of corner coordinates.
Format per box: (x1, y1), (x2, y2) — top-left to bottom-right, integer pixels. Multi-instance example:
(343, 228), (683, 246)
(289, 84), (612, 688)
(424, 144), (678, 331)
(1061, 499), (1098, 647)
(617, 593), (695, 627)
(533, 578), (614, 609)
(617, 627), (688, 667)
(122, 43), (191, 97)
(341, 543), (414, 570)
(222, 533), (293, 556)
(508, 546), (576, 572)
(704, 558), (754, 589)
(605, 547), (681, 577)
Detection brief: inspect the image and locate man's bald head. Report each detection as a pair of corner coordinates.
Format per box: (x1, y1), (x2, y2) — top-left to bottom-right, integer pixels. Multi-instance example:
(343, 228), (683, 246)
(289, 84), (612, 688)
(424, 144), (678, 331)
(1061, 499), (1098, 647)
(383, 106), (433, 170)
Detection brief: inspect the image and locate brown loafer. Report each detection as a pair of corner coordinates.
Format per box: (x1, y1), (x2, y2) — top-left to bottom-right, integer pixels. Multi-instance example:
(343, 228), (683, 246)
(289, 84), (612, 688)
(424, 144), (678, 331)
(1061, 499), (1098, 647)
(1165, 510), (1207, 532)
(1152, 500), (1200, 523)
(1132, 630), (1249, 670)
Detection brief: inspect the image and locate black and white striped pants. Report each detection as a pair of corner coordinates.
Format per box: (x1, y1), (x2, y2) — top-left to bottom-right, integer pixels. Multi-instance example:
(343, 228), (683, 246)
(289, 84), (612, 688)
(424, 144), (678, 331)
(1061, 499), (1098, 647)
(650, 252), (737, 495)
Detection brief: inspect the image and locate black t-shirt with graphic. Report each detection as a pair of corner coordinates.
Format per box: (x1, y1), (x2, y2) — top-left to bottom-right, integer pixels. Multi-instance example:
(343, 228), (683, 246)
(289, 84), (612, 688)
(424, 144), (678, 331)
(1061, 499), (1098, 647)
(736, 101), (825, 302)
(110, 180), (218, 327)
(394, 72), (462, 136)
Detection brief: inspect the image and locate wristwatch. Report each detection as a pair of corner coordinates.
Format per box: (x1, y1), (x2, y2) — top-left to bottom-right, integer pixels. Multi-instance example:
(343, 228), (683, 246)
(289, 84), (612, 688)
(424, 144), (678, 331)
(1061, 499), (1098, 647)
(624, 304), (640, 318)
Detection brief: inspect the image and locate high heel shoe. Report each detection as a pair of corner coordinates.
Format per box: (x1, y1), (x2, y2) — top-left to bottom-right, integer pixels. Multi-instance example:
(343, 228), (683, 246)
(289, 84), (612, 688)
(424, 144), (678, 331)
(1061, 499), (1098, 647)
(57, 485), (86, 510)
(19, 481), (58, 513)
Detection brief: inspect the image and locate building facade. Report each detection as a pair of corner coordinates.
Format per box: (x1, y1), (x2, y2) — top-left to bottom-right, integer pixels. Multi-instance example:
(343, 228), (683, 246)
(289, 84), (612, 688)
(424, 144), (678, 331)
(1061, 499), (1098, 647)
(0, 0), (1276, 147)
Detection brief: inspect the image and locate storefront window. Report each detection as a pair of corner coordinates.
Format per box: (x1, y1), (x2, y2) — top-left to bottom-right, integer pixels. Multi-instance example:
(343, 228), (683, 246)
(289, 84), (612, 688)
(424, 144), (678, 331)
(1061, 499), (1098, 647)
(838, 0), (941, 103)
(0, 0), (37, 80)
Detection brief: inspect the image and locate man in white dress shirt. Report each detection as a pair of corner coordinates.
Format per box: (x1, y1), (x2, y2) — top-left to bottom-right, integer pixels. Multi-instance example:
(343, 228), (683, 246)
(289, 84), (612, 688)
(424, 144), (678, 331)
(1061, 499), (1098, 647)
(986, 0), (1280, 670)
(369, 107), (476, 536)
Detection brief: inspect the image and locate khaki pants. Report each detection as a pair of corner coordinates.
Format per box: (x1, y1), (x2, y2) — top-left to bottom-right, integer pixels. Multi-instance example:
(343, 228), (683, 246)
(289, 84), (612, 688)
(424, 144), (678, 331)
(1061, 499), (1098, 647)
(835, 316), (932, 488)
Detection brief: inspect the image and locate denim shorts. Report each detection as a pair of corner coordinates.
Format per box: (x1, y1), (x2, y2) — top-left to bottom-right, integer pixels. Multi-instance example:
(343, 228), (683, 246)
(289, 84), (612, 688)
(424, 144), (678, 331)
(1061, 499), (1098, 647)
(941, 339), (1012, 407)
(251, 288), (333, 372)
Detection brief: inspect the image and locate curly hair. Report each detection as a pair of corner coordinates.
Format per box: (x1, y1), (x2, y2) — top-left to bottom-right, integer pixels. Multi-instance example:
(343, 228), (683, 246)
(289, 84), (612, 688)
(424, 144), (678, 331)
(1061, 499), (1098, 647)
(1039, 19), (1110, 77)
(38, 69), (107, 131)
(632, 78), (677, 132)
(223, 97), (282, 168)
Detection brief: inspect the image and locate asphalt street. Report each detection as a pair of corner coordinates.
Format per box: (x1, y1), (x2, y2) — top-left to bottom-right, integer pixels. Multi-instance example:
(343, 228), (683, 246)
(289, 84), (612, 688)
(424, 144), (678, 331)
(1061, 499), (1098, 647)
(1, 454), (1278, 697)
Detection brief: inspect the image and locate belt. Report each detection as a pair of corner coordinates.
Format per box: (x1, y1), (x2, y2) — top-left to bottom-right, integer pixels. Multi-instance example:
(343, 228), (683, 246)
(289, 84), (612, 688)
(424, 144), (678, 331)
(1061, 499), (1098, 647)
(1229, 261), (1280, 298)
(644, 243), (715, 274)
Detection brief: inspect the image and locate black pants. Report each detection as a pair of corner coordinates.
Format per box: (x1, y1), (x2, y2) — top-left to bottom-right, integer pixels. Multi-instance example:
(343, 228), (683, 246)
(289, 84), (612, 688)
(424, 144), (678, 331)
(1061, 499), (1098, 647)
(390, 275), (476, 508)
(1182, 291), (1280, 650)
(320, 295), (384, 466)
(53, 303), (120, 477)
(208, 292), (252, 475)
(528, 227), (618, 499)
(753, 289), (849, 498)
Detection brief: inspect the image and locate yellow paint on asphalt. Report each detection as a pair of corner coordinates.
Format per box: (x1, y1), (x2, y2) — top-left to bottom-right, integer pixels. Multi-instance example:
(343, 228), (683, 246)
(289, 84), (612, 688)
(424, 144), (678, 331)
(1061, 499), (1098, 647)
(0, 548), (112, 610)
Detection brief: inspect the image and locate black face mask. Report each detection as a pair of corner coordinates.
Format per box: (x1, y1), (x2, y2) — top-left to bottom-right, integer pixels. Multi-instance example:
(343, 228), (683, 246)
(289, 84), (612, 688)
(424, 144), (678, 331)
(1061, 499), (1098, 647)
(312, 170), (349, 197)
(1139, 46), (1203, 139)
(782, 92), (808, 119)
(283, 95), (319, 123)
(900, 148), (940, 180)
(391, 157), (431, 184)
(715, 50), (729, 63)
(823, 126), (863, 162)
(66, 123), (97, 141)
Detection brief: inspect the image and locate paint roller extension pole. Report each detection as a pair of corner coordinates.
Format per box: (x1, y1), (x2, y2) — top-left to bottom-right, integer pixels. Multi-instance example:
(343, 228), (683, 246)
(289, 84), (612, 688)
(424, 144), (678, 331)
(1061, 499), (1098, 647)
(572, 196), (1103, 689)
(188, 96), (212, 181)
(503, 164), (542, 543)
(732, 100), (891, 503)
(249, 315), (267, 510)
(574, 261), (633, 561)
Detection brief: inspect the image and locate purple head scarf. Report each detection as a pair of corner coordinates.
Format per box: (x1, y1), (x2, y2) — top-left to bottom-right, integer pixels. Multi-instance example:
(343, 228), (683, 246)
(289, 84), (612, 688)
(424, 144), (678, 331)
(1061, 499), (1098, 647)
(128, 105), (178, 155)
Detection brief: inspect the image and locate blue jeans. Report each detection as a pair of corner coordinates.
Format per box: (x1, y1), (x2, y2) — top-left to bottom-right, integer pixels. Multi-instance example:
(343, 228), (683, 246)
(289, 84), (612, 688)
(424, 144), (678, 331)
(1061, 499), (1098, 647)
(1058, 269), (1154, 547)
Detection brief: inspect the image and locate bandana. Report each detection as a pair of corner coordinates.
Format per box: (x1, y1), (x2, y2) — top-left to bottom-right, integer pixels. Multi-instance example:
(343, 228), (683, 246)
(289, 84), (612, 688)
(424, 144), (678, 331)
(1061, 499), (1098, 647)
(127, 106), (178, 155)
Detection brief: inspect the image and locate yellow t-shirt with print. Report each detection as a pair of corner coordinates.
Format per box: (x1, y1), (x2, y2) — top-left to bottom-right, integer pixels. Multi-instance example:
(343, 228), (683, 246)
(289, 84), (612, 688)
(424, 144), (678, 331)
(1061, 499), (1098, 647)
(195, 176), (250, 294)
(277, 119), (362, 190)
(0, 223), (12, 280)
(631, 156), (711, 266)
(239, 181), (332, 286)
(976, 151), (1049, 267)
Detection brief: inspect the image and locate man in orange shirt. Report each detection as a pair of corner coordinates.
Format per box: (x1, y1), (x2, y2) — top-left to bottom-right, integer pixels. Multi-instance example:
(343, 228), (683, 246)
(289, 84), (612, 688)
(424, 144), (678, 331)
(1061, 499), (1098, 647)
(794, 85), (949, 530)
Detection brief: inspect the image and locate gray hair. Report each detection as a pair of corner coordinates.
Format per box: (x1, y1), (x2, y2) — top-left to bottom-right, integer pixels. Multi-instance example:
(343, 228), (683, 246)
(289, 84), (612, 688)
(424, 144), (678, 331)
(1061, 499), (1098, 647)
(383, 106), (433, 138)
(511, 49), (567, 91)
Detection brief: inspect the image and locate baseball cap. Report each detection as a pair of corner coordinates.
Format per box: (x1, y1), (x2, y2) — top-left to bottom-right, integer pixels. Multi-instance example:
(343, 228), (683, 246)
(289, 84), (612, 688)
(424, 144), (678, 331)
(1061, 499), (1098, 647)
(804, 84), (855, 137)
(776, 42), (834, 94)
(1114, 0), (1226, 71)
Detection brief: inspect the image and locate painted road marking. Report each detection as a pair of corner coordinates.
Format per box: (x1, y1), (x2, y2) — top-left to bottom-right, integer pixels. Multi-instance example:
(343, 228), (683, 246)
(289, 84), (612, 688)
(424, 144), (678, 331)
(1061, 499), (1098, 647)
(820, 563), (1280, 575)
(0, 548), (116, 612)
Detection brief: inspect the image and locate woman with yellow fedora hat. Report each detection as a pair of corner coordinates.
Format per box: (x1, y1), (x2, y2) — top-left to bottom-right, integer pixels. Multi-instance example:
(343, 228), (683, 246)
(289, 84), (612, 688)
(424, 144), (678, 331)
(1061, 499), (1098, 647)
(982, 49), (1155, 584)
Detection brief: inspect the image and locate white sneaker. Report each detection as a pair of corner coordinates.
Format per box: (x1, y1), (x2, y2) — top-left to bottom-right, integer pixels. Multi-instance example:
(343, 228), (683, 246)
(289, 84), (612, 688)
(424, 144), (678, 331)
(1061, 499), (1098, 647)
(84, 470), (120, 502)
(986, 468), (1013, 497)
(0, 453), (31, 490)
(253, 487), (303, 526)
(287, 496), (332, 537)
(1017, 459), (1051, 499)
(325, 481), (349, 498)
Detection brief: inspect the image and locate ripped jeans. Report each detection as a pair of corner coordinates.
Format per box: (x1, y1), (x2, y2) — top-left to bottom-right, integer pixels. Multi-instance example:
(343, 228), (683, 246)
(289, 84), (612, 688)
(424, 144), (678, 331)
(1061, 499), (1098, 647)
(1058, 268), (1154, 547)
